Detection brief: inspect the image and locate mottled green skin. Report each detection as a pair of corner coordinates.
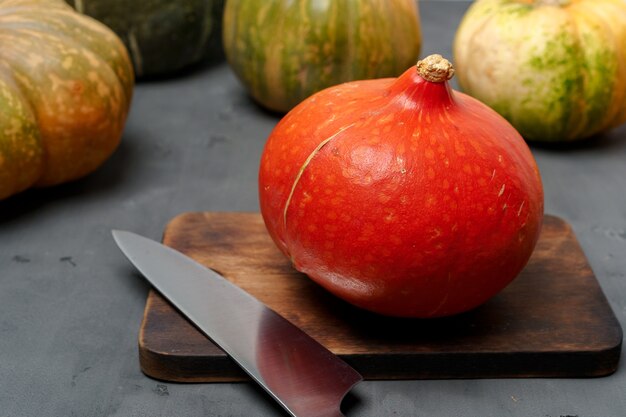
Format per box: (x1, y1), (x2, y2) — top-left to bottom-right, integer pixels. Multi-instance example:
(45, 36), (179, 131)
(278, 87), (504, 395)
(223, 0), (422, 113)
(66, 0), (225, 77)
(0, 0), (134, 200)
(454, 0), (626, 142)
(0, 71), (43, 199)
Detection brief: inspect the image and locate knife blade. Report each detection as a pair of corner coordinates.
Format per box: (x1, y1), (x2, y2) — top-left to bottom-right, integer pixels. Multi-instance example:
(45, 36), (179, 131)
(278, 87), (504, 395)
(112, 230), (362, 417)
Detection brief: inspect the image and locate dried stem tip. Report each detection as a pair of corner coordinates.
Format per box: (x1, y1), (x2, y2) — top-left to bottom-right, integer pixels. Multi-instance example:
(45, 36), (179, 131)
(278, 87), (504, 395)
(416, 54), (455, 83)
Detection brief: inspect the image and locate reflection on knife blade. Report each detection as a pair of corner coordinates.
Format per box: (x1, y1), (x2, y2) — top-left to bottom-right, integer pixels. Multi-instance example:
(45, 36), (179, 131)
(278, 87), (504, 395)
(112, 230), (362, 417)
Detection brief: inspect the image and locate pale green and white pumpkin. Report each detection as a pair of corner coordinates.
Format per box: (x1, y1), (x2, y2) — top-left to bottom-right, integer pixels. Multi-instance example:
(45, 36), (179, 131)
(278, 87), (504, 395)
(454, 0), (626, 141)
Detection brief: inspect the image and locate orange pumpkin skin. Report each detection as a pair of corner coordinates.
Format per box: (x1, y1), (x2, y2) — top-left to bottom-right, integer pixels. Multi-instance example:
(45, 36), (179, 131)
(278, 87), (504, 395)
(259, 57), (544, 318)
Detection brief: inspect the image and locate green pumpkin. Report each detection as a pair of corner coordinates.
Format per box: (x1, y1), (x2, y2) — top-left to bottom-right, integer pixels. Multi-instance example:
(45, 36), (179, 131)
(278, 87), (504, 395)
(65, 0), (225, 77)
(223, 0), (422, 113)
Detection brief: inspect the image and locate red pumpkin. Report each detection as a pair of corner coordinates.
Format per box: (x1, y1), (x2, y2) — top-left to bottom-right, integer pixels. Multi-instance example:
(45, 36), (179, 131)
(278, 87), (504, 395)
(259, 55), (544, 318)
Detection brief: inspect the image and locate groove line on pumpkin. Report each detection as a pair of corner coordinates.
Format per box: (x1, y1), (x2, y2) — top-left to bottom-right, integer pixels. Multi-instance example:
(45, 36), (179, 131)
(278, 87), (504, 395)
(282, 123), (356, 231)
(127, 30), (143, 77)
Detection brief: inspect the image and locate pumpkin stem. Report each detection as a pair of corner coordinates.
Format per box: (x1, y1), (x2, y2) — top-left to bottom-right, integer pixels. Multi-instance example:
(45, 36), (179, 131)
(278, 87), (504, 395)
(416, 54), (455, 83)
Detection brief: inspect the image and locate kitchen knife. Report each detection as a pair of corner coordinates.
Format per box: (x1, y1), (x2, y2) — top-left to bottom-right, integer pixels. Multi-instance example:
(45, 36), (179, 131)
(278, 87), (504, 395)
(112, 230), (362, 417)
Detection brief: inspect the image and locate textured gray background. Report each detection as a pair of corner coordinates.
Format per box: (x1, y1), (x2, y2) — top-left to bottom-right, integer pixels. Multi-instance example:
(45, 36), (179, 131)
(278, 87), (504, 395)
(1, 1), (625, 416)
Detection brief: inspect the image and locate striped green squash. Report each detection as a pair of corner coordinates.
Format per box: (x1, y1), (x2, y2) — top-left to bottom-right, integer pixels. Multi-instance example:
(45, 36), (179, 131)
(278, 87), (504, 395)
(454, 0), (626, 142)
(223, 0), (422, 113)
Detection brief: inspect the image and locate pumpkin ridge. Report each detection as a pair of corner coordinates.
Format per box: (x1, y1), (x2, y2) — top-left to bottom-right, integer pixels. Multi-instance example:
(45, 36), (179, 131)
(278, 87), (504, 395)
(0, 69), (43, 199)
(579, 2), (626, 131)
(1, 29), (130, 185)
(454, 7), (498, 98)
(224, 0), (421, 113)
(572, 8), (620, 138)
(0, 10), (133, 98)
(126, 29), (144, 77)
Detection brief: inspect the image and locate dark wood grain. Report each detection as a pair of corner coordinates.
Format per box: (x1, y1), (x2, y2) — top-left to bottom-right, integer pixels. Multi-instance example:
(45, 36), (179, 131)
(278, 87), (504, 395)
(138, 212), (622, 382)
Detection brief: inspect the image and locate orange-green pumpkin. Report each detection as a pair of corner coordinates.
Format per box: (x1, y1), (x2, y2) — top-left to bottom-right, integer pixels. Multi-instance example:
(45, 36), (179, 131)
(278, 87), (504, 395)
(453, 0), (626, 142)
(223, 0), (422, 113)
(0, 0), (134, 200)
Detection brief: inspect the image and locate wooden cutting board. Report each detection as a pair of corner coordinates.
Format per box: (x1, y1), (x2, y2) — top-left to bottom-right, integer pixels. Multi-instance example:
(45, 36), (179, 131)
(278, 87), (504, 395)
(138, 212), (622, 382)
